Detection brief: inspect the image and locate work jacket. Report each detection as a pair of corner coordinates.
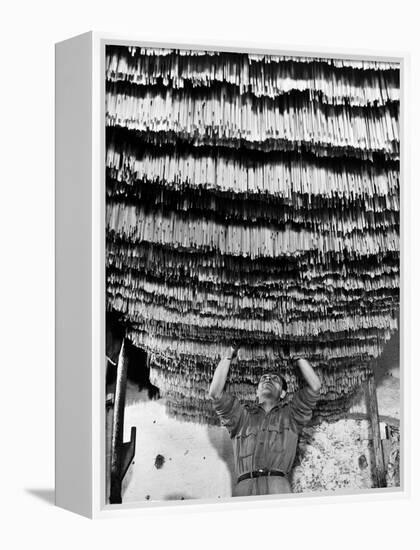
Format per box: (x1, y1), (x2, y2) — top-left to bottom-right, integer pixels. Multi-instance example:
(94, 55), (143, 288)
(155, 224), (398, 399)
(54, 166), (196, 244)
(212, 386), (320, 495)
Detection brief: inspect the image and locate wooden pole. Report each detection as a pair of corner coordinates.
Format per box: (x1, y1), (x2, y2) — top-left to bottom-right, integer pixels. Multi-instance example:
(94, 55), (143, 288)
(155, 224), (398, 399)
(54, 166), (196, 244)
(366, 370), (387, 488)
(110, 338), (129, 504)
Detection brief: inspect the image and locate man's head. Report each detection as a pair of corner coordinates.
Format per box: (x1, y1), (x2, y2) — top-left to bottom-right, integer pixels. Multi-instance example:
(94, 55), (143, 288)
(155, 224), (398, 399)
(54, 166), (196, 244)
(256, 371), (287, 404)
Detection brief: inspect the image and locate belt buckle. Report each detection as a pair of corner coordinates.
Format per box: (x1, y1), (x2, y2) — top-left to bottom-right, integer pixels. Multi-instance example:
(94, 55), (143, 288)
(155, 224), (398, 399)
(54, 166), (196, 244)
(257, 468), (266, 477)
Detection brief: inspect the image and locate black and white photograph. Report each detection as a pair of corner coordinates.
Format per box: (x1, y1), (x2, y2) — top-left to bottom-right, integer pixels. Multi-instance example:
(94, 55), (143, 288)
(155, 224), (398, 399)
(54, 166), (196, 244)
(104, 44), (400, 505)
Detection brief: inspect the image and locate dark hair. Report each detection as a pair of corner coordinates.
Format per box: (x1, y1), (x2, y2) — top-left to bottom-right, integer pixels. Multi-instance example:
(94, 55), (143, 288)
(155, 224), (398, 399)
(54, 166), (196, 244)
(280, 376), (288, 393)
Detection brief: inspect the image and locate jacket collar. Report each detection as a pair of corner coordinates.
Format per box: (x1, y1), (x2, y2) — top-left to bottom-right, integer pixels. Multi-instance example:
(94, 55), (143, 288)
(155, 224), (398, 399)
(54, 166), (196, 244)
(247, 400), (286, 414)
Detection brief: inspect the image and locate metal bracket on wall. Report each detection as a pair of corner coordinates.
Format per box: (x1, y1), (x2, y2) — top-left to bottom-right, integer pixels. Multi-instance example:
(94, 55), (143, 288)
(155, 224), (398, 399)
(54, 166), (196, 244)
(365, 366), (387, 488)
(110, 338), (137, 504)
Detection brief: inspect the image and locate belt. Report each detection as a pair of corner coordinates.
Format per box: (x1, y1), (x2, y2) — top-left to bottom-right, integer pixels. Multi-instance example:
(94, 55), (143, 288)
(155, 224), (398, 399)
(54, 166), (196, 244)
(237, 469), (286, 483)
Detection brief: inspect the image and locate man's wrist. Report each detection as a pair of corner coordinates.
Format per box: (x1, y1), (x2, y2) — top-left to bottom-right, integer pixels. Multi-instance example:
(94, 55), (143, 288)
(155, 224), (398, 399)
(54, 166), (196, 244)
(225, 347), (238, 361)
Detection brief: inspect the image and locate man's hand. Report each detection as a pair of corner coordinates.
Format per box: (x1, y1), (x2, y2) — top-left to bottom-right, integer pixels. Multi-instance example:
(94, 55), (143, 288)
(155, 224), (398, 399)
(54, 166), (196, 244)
(282, 343), (291, 358)
(292, 356), (321, 393)
(226, 345), (239, 361)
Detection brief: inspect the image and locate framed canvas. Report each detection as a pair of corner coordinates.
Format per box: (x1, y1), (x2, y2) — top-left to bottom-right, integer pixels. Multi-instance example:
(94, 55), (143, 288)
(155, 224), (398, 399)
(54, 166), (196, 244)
(55, 32), (409, 518)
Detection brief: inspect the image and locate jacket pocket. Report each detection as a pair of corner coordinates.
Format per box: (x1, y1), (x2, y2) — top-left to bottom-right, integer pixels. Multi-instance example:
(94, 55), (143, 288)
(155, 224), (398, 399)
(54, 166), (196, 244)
(236, 425), (258, 458)
(267, 417), (296, 454)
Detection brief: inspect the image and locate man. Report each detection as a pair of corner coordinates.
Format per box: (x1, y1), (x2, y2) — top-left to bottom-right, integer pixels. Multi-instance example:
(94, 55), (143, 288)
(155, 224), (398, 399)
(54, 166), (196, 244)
(208, 347), (321, 496)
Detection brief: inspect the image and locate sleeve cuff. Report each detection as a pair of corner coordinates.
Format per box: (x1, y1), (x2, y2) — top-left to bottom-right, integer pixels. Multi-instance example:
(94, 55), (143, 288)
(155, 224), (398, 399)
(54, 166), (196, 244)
(306, 385), (321, 397)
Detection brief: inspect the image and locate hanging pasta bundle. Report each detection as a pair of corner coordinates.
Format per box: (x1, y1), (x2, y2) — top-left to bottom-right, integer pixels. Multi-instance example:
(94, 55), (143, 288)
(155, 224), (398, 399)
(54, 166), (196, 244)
(105, 46), (400, 425)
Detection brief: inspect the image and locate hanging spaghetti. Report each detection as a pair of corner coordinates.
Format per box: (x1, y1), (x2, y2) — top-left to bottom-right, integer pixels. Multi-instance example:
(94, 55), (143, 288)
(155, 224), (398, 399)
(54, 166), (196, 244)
(105, 46), (400, 425)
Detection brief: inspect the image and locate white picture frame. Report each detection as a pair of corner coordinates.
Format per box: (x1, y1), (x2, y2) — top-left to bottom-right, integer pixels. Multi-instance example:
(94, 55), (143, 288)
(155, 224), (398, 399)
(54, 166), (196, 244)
(55, 31), (409, 518)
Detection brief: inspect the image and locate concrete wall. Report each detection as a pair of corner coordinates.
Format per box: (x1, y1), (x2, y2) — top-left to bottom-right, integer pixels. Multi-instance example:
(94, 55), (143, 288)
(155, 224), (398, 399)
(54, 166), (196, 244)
(119, 396), (234, 501)
(293, 420), (376, 493)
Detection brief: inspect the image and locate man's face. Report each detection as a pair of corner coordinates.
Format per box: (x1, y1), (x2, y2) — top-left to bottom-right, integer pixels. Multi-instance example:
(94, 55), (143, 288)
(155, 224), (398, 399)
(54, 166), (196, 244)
(256, 373), (284, 402)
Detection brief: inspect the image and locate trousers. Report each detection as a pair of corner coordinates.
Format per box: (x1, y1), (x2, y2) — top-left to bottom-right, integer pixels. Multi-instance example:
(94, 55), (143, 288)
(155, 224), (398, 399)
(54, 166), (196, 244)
(233, 475), (291, 497)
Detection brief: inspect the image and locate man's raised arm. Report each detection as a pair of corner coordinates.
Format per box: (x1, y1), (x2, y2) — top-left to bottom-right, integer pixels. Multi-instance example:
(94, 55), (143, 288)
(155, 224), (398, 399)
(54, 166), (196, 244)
(208, 346), (238, 400)
(289, 357), (321, 432)
(294, 357), (321, 393)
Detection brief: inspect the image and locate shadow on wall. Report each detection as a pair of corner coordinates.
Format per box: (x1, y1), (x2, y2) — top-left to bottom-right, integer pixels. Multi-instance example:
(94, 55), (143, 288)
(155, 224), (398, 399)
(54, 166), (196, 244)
(373, 329), (400, 386)
(25, 489), (55, 505)
(206, 423), (236, 496)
